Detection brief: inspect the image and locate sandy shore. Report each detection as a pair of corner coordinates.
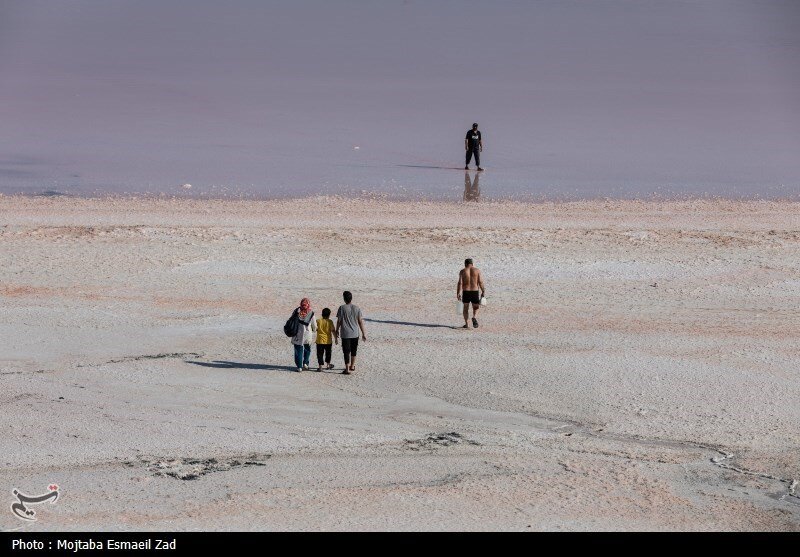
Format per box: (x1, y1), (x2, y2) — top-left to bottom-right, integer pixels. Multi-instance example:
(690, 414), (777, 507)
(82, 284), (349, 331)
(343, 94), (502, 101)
(1, 196), (798, 531)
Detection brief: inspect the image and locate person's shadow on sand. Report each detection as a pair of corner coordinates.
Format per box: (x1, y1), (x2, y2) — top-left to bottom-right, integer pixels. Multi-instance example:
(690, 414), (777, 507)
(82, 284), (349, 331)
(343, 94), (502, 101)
(186, 322), (459, 373)
(365, 318), (458, 329)
(185, 360), (298, 372)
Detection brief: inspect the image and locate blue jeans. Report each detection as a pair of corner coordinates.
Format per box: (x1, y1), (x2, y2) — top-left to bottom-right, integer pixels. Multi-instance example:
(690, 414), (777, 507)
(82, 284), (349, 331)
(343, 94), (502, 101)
(293, 344), (311, 368)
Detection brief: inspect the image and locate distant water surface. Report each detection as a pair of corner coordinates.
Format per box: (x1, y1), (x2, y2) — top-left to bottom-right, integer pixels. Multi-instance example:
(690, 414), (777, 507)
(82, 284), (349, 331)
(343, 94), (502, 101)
(1, 0), (798, 200)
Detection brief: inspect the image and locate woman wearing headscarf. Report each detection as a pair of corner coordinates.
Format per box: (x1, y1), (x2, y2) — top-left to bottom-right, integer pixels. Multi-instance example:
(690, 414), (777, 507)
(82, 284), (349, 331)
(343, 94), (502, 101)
(291, 298), (316, 372)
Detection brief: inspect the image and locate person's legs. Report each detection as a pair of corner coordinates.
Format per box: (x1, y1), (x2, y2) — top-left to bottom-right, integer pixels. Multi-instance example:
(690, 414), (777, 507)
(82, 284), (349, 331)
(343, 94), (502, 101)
(293, 344), (303, 370)
(324, 344), (332, 366)
(303, 344), (311, 368)
(466, 149), (474, 168)
(316, 344), (325, 370)
(349, 338), (359, 370)
(471, 302), (480, 327)
(342, 338), (352, 370)
(474, 149), (480, 168)
(462, 291), (480, 327)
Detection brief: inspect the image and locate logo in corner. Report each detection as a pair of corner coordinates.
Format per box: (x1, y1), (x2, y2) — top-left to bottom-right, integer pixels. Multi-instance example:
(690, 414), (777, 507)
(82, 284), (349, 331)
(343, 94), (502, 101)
(11, 485), (60, 521)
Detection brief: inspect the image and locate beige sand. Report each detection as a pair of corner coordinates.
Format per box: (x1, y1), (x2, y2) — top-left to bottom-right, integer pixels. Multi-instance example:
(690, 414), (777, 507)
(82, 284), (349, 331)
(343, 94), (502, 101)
(1, 196), (798, 531)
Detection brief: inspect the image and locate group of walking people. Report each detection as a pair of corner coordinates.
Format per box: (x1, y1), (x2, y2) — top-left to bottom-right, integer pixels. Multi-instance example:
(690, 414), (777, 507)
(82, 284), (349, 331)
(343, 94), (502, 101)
(287, 260), (485, 374)
(284, 122), (488, 374)
(288, 291), (367, 374)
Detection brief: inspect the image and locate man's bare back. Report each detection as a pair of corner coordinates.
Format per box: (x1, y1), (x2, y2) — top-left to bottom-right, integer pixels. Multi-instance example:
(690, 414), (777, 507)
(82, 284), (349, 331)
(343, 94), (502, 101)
(459, 266), (482, 292)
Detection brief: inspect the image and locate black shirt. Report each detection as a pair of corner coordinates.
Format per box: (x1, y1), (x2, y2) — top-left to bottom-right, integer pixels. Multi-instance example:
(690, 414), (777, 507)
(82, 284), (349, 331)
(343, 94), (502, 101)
(466, 129), (482, 150)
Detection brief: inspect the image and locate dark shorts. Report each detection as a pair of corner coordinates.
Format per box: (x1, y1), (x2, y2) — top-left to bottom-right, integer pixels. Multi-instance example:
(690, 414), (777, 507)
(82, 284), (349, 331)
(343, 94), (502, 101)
(316, 343), (332, 365)
(342, 337), (359, 358)
(462, 290), (481, 305)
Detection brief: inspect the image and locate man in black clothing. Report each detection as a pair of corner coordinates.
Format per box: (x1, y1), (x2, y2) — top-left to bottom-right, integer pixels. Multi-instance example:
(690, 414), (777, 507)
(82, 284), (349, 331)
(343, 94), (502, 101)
(464, 123), (483, 171)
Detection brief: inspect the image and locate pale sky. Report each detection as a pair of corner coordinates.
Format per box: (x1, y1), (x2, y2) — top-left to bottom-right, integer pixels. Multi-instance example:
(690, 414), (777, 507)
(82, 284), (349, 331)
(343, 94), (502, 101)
(1, 0), (798, 198)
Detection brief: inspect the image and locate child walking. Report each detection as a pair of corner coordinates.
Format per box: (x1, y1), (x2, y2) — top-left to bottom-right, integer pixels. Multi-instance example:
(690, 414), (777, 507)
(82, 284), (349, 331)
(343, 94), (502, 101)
(315, 308), (337, 371)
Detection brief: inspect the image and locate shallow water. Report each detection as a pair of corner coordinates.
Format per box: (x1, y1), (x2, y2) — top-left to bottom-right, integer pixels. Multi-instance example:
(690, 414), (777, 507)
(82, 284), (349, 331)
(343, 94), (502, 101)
(1, 1), (798, 200)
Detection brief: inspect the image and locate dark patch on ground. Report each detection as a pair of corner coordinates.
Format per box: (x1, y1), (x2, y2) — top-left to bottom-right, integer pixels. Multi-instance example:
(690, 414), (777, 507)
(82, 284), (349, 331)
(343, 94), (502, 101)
(0, 369), (50, 376)
(78, 352), (203, 368)
(404, 432), (481, 451)
(140, 454), (270, 480)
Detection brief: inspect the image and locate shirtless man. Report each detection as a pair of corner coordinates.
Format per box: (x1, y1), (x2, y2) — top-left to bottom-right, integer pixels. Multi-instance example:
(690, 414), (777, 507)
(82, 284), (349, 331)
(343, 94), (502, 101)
(457, 258), (485, 329)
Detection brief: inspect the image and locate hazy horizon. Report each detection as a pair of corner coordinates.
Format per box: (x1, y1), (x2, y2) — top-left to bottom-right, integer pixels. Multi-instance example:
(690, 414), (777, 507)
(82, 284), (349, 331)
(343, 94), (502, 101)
(1, 0), (799, 200)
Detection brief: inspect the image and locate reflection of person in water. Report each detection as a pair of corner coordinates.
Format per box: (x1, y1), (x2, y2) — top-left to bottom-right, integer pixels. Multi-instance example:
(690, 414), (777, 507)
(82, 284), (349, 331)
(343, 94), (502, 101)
(463, 171), (480, 202)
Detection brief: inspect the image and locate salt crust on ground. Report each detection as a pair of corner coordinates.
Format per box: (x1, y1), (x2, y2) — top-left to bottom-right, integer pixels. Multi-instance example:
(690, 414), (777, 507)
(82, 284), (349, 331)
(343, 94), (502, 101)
(1, 197), (798, 531)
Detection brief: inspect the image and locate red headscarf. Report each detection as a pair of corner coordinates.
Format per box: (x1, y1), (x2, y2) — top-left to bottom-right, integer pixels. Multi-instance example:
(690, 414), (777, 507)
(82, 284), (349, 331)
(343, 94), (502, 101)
(298, 298), (311, 319)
